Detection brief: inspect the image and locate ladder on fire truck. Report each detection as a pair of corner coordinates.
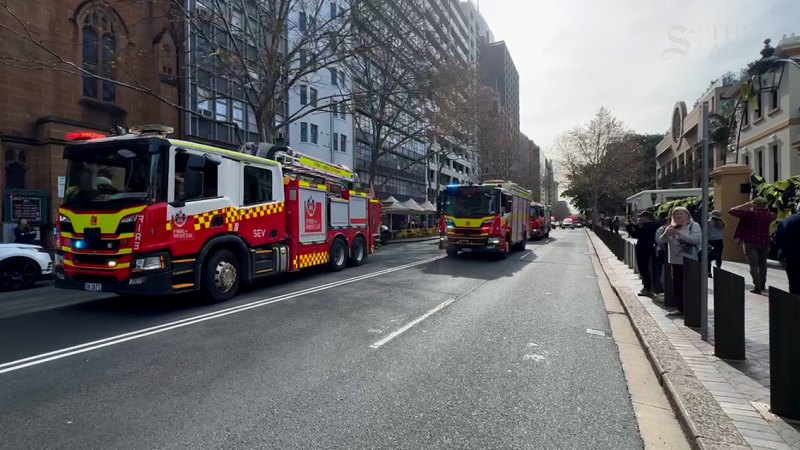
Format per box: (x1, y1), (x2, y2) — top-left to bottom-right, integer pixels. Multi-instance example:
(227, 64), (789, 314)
(239, 139), (356, 185)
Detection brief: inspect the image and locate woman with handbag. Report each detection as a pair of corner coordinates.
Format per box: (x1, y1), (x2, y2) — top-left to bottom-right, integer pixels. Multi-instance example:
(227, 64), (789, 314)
(657, 207), (702, 315)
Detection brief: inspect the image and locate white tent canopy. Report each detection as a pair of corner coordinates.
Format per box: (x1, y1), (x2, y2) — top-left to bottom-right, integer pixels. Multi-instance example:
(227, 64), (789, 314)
(401, 199), (425, 212)
(420, 200), (437, 212)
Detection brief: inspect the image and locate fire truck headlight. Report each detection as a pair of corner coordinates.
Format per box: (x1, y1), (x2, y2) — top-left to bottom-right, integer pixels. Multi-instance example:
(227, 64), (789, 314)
(54, 253), (64, 268)
(58, 214), (72, 224)
(488, 237), (500, 244)
(133, 255), (165, 272)
(446, 219), (455, 229)
(120, 214), (139, 224)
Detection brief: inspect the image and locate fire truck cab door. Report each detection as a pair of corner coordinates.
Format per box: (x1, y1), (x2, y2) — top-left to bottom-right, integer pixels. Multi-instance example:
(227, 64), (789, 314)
(167, 147), (233, 242)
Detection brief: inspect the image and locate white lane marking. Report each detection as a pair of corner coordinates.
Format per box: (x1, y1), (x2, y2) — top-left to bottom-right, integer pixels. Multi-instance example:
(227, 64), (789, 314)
(523, 353), (546, 362)
(586, 328), (607, 337)
(0, 255), (445, 375)
(369, 296), (458, 349)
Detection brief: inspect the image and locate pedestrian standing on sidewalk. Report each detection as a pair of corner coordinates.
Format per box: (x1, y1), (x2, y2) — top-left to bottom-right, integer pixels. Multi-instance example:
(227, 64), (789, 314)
(651, 212), (670, 295)
(774, 202), (800, 295)
(627, 211), (660, 296)
(611, 216), (620, 234)
(13, 219), (37, 244)
(729, 197), (777, 294)
(707, 210), (726, 276)
(657, 207), (702, 315)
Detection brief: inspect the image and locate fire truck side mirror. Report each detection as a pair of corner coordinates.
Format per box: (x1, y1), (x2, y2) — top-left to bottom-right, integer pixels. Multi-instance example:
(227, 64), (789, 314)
(183, 171), (204, 199)
(185, 153), (206, 170)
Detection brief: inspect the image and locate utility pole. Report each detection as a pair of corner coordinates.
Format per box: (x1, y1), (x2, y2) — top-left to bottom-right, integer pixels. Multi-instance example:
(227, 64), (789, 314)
(700, 102), (710, 341)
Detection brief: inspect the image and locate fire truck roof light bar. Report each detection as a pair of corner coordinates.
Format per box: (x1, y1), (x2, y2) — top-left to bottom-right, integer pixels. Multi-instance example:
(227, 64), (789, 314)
(66, 131), (107, 141)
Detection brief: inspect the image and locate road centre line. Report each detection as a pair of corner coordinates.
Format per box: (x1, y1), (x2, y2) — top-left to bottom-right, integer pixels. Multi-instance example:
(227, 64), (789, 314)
(369, 297), (458, 349)
(0, 255), (445, 375)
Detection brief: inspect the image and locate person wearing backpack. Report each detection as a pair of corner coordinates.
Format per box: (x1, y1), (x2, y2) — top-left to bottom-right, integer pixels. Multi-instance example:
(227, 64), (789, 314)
(657, 207), (702, 315)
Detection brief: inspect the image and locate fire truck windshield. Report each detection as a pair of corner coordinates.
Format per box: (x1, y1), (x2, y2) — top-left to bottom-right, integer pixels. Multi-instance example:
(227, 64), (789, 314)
(531, 204), (544, 217)
(62, 139), (167, 207)
(442, 187), (499, 217)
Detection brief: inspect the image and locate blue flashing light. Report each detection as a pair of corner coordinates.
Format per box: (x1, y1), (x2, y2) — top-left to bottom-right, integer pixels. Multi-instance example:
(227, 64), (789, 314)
(446, 184), (460, 189)
(74, 239), (87, 249)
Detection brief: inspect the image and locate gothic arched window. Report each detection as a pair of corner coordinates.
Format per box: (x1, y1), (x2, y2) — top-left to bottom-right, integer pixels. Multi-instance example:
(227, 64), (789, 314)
(82, 9), (117, 102)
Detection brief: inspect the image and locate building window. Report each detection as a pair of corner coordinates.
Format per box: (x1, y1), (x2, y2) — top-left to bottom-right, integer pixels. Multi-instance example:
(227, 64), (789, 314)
(330, 68), (338, 86)
(299, 11), (307, 31)
(771, 90), (780, 111)
(757, 150), (764, 177)
(772, 144), (780, 182)
(299, 85), (308, 105)
(744, 154), (750, 167)
(754, 94), (763, 120)
(339, 102), (346, 118)
(310, 124), (319, 144)
(243, 166), (273, 205)
(300, 122), (308, 142)
(330, 2), (337, 18)
(743, 104), (750, 126)
(248, 107), (258, 134)
(333, 132), (339, 151)
(232, 100), (245, 130)
(299, 48), (307, 66)
(215, 98), (228, 121)
(310, 87), (318, 107)
(82, 10), (117, 102)
(340, 134), (347, 153)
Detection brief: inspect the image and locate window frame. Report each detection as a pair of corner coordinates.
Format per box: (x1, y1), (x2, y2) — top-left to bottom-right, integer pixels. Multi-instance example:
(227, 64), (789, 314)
(172, 150), (220, 203)
(300, 122), (308, 142)
(310, 124), (319, 144)
(242, 164), (274, 206)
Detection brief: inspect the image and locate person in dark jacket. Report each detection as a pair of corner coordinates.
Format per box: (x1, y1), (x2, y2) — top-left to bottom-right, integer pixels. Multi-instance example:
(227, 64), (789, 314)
(774, 203), (800, 295)
(627, 211), (660, 296)
(13, 218), (37, 244)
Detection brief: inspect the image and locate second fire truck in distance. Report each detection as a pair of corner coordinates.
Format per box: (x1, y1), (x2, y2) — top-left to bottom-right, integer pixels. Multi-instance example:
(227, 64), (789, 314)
(55, 125), (381, 302)
(438, 180), (532, 258)
(529, 201), (552, 240)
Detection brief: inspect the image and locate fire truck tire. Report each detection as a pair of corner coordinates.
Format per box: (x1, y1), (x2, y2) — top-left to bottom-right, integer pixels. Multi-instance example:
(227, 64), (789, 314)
(201, 249), (240, 303)
(446, 246), (459, 257)
(544, 229), (550, 238)
(349, 236), (367, 266)
(498, 235), (510, 259)
(329, 238), (348, 272)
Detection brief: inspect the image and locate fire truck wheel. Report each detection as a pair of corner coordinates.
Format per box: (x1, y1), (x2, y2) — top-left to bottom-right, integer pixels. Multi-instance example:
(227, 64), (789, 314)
(329, 238), (348, 272)
(498, 236), (510, 259)
(349, 236), (367, 266)
(202, 249), (240, 303)
(446, 246), (459, 257)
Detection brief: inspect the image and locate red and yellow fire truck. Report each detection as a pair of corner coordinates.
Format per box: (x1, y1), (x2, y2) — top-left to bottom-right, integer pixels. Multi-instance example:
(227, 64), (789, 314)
(438, 180), (532, 258)
(54, 125), (381, 302)
(529, 201), (552, 240)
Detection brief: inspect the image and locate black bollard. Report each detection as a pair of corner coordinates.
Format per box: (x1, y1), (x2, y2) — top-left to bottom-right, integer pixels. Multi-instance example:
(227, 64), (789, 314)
(713, 267), (745, 360)
(665, 262), (675, 307)
(769, 286), (800, 420)
(683, 258), (701, 328)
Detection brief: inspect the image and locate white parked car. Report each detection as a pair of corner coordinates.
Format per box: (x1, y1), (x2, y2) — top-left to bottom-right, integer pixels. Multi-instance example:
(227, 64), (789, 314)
(0, 243), (53, 290)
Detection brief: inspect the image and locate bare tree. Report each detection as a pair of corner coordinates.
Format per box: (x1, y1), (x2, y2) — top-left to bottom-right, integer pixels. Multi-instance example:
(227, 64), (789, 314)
(0, 0), (369, 143)
(344, 1), (446, 191)
(557, 107), (635, 223)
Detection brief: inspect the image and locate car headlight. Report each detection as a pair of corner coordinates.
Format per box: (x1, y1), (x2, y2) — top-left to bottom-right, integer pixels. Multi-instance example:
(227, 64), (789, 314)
(133, 255), (165, 272)
(35, 247), (49, 253)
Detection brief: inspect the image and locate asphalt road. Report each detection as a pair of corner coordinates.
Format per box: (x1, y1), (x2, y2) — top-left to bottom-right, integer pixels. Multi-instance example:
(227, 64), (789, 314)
(0, 230), (643, 449)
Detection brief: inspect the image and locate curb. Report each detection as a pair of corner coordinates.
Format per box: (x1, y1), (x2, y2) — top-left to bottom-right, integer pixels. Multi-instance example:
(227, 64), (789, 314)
(587, 231), (750, 450)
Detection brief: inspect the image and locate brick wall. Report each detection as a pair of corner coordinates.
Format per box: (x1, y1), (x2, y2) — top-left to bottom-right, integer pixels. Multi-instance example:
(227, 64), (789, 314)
(0, 0), (180, 243)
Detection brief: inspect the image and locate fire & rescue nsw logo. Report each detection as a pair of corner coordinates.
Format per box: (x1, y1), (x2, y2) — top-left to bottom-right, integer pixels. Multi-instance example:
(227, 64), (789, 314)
(304, 198), (322, 233)
(173, 210), (187, 228)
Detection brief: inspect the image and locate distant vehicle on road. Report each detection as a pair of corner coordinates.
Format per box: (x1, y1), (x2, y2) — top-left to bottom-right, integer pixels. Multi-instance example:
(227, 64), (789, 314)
(0, 243), (53, 290)
(529, 202), (551, 240)
(561, 218), (575, 229)
(439, 180), (532, 258)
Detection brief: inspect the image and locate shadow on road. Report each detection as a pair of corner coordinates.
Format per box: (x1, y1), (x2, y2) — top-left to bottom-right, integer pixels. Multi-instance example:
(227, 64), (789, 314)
(420, 248), (532, 281)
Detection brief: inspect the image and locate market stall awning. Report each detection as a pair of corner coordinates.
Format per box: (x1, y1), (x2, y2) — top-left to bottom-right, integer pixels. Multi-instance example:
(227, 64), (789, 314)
(402, 199), (432, 214)
(420, 200), (437, 212)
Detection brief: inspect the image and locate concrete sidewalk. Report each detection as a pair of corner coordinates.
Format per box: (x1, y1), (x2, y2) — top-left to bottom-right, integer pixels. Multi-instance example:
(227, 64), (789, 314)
(594, 231), (800, 449)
